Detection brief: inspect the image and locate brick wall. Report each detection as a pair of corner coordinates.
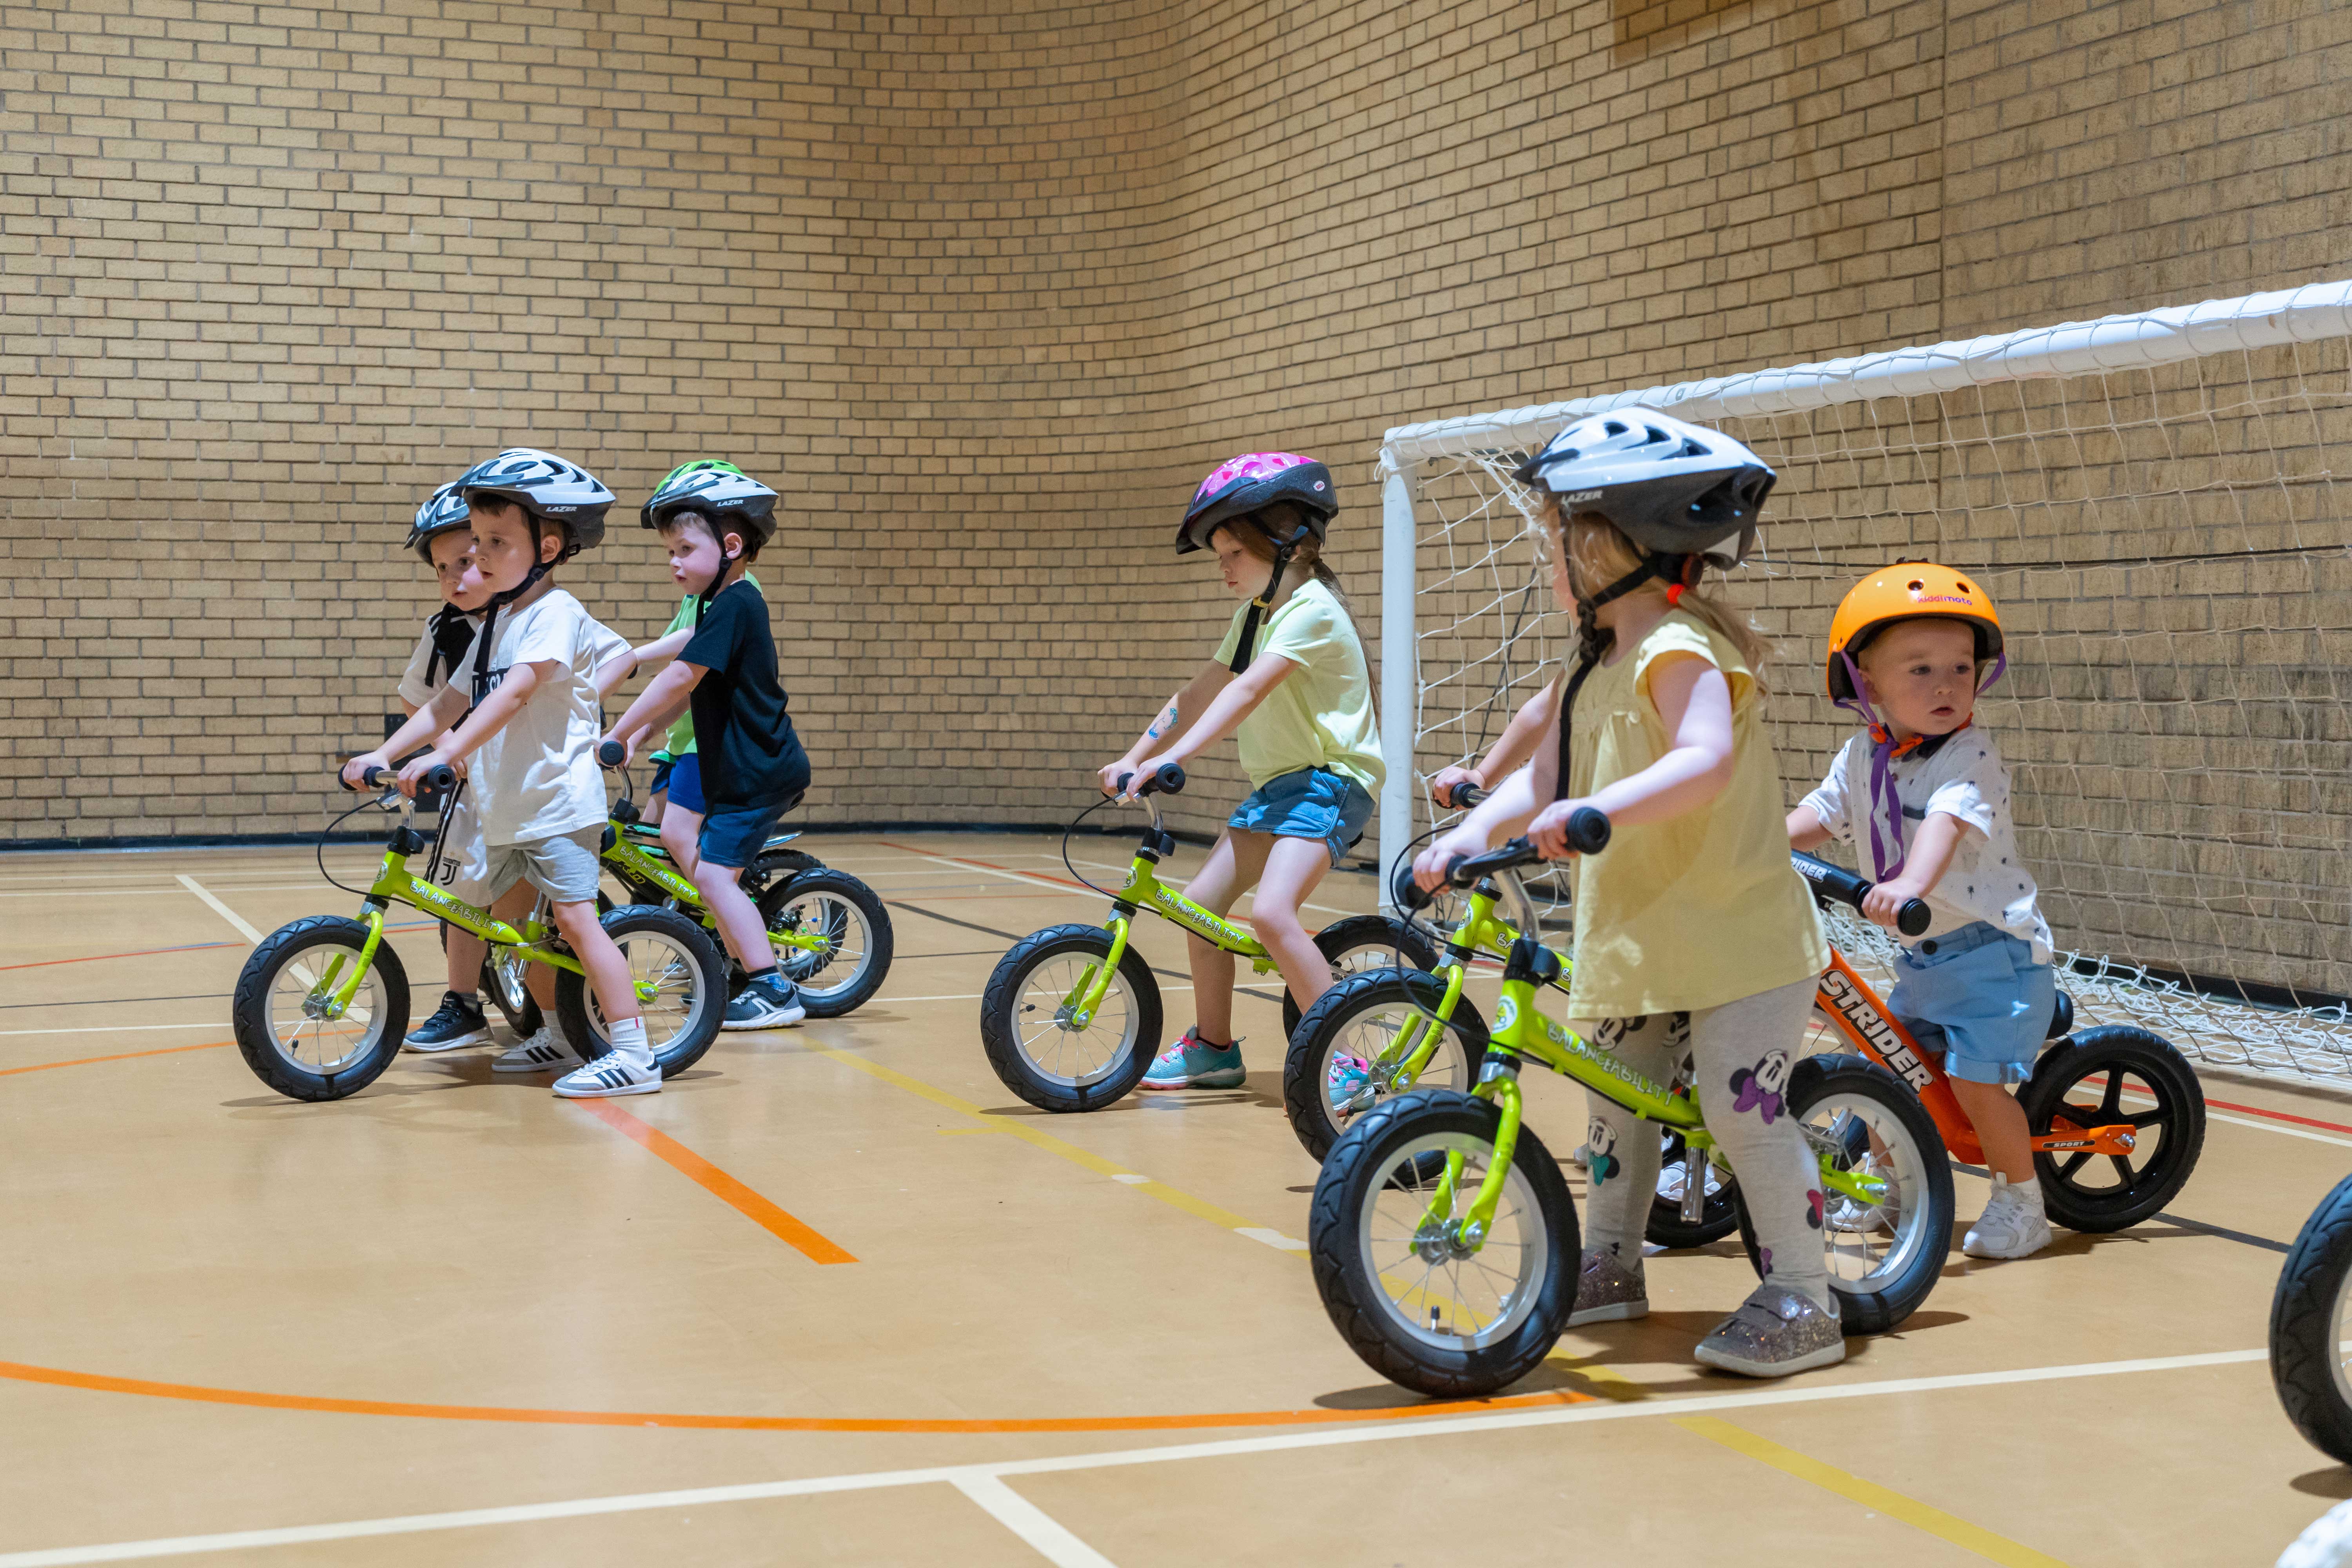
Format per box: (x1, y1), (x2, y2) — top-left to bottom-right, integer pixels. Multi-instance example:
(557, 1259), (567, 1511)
(3, 0), (2345, 871)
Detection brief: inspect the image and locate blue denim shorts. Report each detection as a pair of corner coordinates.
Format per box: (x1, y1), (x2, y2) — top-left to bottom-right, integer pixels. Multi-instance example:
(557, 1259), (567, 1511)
(1227, 766), (1375, 869)
(1887, 920), (2056, 1087)
(665, 751), (706, 815)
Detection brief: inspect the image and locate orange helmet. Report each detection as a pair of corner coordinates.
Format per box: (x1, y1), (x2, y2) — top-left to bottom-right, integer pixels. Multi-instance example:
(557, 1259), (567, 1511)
(1826, 561), (2004, 704)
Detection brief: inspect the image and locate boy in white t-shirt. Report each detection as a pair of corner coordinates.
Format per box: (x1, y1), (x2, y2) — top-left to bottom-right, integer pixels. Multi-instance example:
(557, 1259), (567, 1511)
(1788, 562), (2058, 1259)
(384, 449), (658, 1099)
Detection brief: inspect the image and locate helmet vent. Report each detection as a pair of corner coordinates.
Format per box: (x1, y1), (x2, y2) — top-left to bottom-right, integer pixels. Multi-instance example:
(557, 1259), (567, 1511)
(1955, 579), (1975, 593)
(1907, 579), (1926, 592)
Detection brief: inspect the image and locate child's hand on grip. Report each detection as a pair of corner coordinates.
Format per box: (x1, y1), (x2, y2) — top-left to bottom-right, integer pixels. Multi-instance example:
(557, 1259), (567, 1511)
(1528, 797), (1595, 860)
(1412, 826), (1489, 894)
(1429, 765), (1482, 809)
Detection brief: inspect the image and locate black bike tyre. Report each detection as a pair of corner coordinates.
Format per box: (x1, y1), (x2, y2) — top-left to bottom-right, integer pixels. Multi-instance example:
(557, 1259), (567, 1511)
(1310, 1090), (1578, 1398)
(1734, 1053), (1953, 1336)
(2018, 1025), (2206, 1234)
(1648, 1125), (1740, 1249)
(554, 904), (729, 1077)
(1282, 968), (1488, 1163)
(2272, 1173), (2352, 1465)
(231, 916), (411, 1102)
(980, 925), (1162, 1112)
(757, 869), (895, 1018)
(1283, 916), (1442, 1040)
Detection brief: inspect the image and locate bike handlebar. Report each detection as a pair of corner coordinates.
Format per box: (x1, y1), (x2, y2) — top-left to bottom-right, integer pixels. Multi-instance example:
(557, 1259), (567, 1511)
(1114, 763), (1186, 799)
(1390, 807), (1612, 912)
(1450, 784), (1488, 808)
(346, 762), (454, 794)
(1790, 851), (1931, 938)
(597, 740), (626, 769)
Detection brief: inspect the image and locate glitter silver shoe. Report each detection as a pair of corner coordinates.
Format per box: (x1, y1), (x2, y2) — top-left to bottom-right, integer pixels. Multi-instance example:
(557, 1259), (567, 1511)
(1566, 1246), (1649, 1327)
(1693, 1286), (1846, 1378)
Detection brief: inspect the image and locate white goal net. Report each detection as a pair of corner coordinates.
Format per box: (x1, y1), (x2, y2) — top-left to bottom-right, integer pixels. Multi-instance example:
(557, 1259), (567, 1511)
(1377, 279), (2352, 1087)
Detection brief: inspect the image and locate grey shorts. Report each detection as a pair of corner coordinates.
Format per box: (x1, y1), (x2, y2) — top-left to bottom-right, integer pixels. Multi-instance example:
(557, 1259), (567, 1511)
(483, 826), (605, 907)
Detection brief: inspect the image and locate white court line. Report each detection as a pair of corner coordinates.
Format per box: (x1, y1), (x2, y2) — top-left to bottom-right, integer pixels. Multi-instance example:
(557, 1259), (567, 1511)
(0, 1024), (219, 1039)
(949, 1476), (1118, 1568)
(0, 1348), (2267, 1567)
(173, 877), (265, 946)
(874, 986), (1199, 1006)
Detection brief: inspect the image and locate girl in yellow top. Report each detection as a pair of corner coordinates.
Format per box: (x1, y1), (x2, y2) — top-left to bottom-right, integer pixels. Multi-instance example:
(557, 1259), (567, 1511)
(1102, 453), (1383, 1091)
(1414, 410), (1839, 1379)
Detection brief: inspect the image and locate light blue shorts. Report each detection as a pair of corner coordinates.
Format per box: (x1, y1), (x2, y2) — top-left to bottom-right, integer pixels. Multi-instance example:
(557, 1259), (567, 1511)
(1227, 766), (1375, 869)
(1887, 920), (2056, 1087)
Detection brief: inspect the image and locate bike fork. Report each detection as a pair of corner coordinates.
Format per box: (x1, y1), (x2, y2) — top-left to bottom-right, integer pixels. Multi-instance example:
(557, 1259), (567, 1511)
(1428, 1061), (1524, 1252)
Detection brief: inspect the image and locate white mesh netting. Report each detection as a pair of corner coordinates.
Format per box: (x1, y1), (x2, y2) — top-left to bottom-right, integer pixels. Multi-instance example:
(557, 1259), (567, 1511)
(1383, 281), (2352, 1087)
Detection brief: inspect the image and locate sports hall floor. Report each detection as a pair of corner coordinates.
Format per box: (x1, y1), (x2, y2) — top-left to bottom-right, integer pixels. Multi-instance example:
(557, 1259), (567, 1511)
(2, 829), (2345, 1566)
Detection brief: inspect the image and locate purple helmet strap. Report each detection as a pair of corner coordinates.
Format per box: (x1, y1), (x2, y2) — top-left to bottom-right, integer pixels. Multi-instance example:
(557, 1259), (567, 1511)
(1976, 650), (2007, 695)
(1836, 650), (1908, 882)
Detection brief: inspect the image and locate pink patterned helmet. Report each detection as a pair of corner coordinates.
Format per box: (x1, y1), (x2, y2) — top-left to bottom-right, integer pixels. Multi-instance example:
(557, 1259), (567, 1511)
(1176, 451), (1338, 554)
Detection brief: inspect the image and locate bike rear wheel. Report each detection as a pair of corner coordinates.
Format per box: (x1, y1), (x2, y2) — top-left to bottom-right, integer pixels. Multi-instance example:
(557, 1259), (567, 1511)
(232, 916), (410, 1102)
(555, 905), (728, 1077)
(1283, 916), (1441, 1039)
(1735, 1053), (1953, 1336)
(2272, 1173), (2352, 1465)
(980, 925), (1161, 1112)
(759, 869), (893, 1018)
(1648, 1125), (1738, 1248)
(478, 947), (543, 1038)
(1283, 968), (1487, 1162)
(2019, 1025), (2205, 1233)
(1309, 1090), (1576, 1398)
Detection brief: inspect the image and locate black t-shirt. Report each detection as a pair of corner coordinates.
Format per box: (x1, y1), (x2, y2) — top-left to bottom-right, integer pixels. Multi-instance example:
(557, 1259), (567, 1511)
(680, 580), (810, 812)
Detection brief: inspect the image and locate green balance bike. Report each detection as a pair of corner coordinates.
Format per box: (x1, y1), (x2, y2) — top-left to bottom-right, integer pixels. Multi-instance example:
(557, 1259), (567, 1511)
(591, 741), (893, 1018)
(232, 764), (729, 1102)
(1286, 784), (1737, 1249)
(1309, 822), (1954, 1397)
(979, 764), (1439, 1112)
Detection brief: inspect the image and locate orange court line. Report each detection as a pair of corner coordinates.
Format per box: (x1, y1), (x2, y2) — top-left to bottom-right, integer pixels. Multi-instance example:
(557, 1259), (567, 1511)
(571, 1100), (858, 1265)
(0, 1039), (232, 1078)
(0, 939), (243, 973)
(0, 1356), (1592, 1433)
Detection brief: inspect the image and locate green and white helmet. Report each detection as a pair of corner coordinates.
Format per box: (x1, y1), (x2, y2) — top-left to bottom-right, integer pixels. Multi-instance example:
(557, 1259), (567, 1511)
(640, 459), (779, 546)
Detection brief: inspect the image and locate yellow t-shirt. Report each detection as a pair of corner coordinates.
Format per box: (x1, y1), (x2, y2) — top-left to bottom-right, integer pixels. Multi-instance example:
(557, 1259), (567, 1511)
(1563, 610), (1828, 1019)
(1211, 579), (1385, 796)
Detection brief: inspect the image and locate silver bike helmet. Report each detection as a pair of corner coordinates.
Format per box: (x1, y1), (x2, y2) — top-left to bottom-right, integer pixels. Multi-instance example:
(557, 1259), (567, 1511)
(1514, 409), (1774, 568)
(455, 448), (616, 556)
(403, 480), (472, 563)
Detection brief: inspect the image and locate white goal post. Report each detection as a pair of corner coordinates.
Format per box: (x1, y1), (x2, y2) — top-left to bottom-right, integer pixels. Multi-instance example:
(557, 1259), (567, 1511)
(1376, 278), (2352, 1086)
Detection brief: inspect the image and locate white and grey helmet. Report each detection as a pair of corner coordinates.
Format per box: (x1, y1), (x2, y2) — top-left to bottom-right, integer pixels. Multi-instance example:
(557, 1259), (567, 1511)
(1514, 409), (1775, 567)
(640, 459), (779, 547)
(454, 448), (616, 555)
(403, 480), (472, 562)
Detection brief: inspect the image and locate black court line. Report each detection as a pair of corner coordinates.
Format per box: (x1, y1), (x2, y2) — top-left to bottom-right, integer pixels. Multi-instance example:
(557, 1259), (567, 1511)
(889, 901), (1285, 1005)
(0, 991), (230, 1010)
(1951, 1160), (2287, 1253)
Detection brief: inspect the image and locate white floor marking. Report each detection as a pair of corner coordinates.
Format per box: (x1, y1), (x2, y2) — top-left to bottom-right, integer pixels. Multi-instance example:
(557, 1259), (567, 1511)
(1110, 1173), (1149, 1185)
(1234, 1227), (1310, 1252)
(0, 1348), (2268, 1566)
(2206, 1109), (2352, 1149)
(874, 986), (1200, 1006)
(0, 1023), (220, 1039)
(949, 1476), (1119, 1568)
(173, 877), (265, 946)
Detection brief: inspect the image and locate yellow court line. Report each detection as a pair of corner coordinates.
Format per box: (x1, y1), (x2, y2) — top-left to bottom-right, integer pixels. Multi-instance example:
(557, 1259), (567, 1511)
(1673, 1415), (2071, 1567)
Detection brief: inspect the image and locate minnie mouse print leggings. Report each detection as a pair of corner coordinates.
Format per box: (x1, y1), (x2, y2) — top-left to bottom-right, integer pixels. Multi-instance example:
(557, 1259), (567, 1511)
(1574, 974), (1831, 1313)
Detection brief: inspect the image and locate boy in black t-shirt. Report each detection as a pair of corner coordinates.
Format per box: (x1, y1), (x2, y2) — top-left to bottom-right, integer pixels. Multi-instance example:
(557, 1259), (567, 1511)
(604, 462), (812, 1029)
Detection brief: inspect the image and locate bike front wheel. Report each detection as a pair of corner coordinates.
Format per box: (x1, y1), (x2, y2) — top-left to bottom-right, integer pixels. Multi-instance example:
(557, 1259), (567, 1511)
(1309, 1089), (1577, 1398)
(2273, 1173), (2352, 1465)
(1283, 915), (1442, 1039)
(759, 869), (894, 1018)
(555, 905), (729, 1078)
(1283, 968), (1487, 1163)
(231, 916), (411, 1102)
(1735, 1053), (1954, 1336)
(980, 924), (1161, 1112)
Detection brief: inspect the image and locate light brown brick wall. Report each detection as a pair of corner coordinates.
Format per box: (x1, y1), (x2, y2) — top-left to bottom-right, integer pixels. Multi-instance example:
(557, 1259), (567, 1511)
(3, 0), (2345, 881)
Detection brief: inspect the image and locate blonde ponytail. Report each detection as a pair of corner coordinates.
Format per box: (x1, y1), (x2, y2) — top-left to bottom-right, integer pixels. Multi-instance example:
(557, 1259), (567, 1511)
(1547, 499), (1773, 692)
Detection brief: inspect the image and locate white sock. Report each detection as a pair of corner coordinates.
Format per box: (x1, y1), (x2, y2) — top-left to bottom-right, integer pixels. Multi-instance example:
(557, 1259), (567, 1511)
(606, 1016), (651, 1066)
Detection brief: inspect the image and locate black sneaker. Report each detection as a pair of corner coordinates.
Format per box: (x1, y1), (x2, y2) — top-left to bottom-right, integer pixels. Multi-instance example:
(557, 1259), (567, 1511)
(404, 991), (492, 1053)
(722, 973), (807, 1031)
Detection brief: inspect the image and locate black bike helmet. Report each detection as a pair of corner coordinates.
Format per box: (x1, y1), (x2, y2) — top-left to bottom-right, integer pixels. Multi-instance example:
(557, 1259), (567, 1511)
(1513, 409), (1774, 568)
(403, 480), (472, 563)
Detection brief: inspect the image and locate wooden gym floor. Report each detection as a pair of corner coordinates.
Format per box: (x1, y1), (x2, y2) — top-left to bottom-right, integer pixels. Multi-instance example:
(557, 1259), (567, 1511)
(2, 830), (2346, 1566)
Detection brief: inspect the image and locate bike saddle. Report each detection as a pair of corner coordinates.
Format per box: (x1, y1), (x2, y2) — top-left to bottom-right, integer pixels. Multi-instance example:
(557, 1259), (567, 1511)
(2046, 989), (2074, 1042)
(762, 829), (802, 850)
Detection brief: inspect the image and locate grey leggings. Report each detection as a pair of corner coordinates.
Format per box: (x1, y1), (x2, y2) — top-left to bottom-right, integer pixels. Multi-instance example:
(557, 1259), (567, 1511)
(1575, 973), (1831, 1314)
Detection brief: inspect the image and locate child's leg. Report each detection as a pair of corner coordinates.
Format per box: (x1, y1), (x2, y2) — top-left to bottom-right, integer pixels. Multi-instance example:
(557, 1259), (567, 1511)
(697, 857), (769, 971)
(549, 896), (640, 1023)
(1180, 829), (1270, 1044)
(642, 787), (668, 828)
(1575, 1014), (1682, 1265)
(444, 927), (489, 996)
(659, 805), (703, 883)
(1252, 835), (1339, 1014)
(1684, 974), (1834, 1314)
(1951, 1078), (2034, 1183)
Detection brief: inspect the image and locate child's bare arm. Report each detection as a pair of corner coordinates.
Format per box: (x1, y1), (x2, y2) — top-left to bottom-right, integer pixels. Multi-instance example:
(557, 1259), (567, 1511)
(1125, 652), (1291, 784)
(1100, 661), (1230, 794)
(605, 661), (703, 756)
(1861, 813), (1977, 927)
(348, 685), (468, 788)
(594, 629), (695, 704)
(1788, 805), (1835, 851)
(1524, 653), (1732, 857)
(1432, 678), (1559, 806)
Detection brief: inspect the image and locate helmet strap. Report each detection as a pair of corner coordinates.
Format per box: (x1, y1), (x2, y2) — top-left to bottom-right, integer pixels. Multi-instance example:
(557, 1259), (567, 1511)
(425, 603), (476, 690)
(1225, 518), (1314, 675)
(471, 523), (557, 704)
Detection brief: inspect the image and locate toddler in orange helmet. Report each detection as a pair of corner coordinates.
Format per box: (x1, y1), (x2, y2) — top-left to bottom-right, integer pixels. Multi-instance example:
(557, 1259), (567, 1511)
(1787, 563), (2057, 1259)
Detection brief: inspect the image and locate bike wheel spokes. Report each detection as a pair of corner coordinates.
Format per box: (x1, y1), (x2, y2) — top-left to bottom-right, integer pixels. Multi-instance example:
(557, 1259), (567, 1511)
(1804, 1097), (1934, 1292)
(1013, 953), (1137, 1089)
(2051, 1069), (2166, 1198)
(776, 890), (867, 1000)
(593, 931), (705, 1053)
(1358, 1133), (1547, 1352)
(263, 942), (385, 1075)
(1326, 1003), (1473, 1137)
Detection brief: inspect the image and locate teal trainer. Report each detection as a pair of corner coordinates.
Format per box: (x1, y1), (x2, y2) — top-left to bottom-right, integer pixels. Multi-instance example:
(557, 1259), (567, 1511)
(1326, 1053), (1375, 1118)
(1139, 1027), (1246, 1090)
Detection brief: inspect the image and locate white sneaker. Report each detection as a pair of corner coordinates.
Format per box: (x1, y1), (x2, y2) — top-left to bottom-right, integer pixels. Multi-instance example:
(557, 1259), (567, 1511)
(552, 1051), (660, 1099)
(1963, 1173), (2053, 1259)
(492, 1025), (583, 1075)
(1826, 1152), (1897, 1234)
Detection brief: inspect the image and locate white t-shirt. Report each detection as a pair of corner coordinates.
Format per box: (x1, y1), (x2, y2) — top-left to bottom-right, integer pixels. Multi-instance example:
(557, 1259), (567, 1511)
(1800, 727), (2054, 963)
(396, 614), (480, 710)
(465, 588), (629, 847)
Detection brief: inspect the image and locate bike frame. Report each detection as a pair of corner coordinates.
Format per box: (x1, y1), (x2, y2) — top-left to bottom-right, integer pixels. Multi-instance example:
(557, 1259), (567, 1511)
(1810, 947), (2138, 1166)
(599, 826), (829, 960)
(1352, 880), (1528, 1093)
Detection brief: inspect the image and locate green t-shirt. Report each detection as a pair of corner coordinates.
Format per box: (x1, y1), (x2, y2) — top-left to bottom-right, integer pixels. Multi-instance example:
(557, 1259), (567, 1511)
(658, 574), (759, 756)
(1211, 579), (1384, 795)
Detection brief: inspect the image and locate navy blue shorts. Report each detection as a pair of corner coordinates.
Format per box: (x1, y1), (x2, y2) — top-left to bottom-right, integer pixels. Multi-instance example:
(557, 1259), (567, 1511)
(647, 755), (676, 798)
(698, 797), (796, 870)
(1227, 766), (1375, 869)
(666, 752), (706, 815)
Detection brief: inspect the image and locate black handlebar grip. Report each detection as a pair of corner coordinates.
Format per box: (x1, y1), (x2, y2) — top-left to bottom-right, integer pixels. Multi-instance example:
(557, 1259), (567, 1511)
(1390, 858), (1436, 913)
(1896, 898), (1932, 938)
(1139, 763), (1185, 797)
(359, 766), (393, 789)
(418, 763), (456, 794)
(597, 740), (626, 768)
(1564, 806), (1611, 856)
(1452, 784), (1488, 808)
